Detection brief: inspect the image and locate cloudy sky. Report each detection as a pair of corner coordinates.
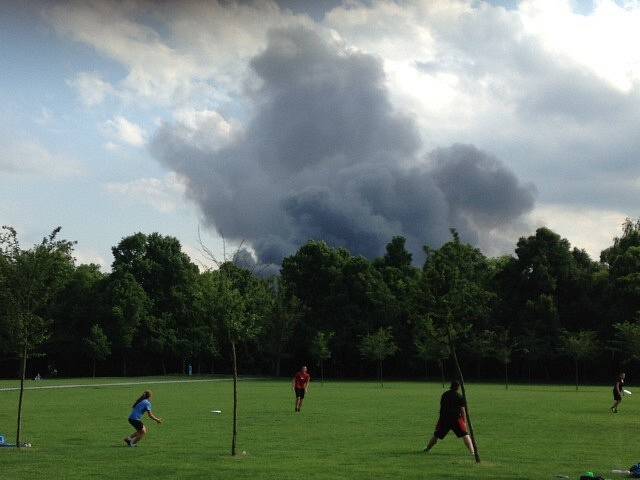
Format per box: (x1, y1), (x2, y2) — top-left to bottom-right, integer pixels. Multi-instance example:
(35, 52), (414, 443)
(2, 0), (639, 270)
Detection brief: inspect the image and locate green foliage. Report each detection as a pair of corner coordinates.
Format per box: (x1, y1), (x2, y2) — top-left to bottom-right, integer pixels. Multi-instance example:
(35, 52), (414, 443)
(83, 324), (111, 361)
(611, 319), (640, 364)
(359, 327), (398, 364)
(4, 217), (640, 386)
(560, 330), (599, 361)
(422, 230), (494, 333)
(0, 226), (75, 355)
(310, 330), (334, 364)
(359, 327), (398, 387)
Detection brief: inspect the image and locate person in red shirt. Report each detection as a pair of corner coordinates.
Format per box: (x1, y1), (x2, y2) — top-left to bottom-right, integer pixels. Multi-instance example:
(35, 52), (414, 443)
(292, 366), (311, 412)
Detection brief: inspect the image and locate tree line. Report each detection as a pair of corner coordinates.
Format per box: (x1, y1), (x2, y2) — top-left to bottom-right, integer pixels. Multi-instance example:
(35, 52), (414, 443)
(3, 220), (640, 389)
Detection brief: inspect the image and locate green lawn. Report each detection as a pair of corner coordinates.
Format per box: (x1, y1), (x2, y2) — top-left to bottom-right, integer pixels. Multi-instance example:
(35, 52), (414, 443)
(0, 377), (635, 479)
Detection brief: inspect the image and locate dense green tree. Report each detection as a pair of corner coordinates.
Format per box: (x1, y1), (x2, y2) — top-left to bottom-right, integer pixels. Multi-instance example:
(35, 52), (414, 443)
(359, 327), (398, 387)
(262, 282), (302, 376)
(559, 330), (599, 390)
(414, 316), (450, 386)
(106, 272), (150, 376)
(485, 328), (518, 390)
(611, 319), (640, 365)
(421, 230), (491, 463)
(310, 330), (334, 385)
(0, 226), (75, 447)
(111, 233), (199, 370)
(83, 324), (111, 377)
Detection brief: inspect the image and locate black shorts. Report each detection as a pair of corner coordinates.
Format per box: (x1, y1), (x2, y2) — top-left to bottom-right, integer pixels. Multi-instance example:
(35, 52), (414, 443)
(434, 417), (468, 439)
(295, 388), (306, 399)
(129, 418), (144, 431)
(614, 390), (622, 402)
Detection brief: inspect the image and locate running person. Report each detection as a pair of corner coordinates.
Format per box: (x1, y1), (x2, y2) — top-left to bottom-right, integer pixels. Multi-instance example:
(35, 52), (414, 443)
(293, 366), (311, 412)
(424, 380), (475, 455)
(611, 372), (626, 413)
(124, 390), (163, 447)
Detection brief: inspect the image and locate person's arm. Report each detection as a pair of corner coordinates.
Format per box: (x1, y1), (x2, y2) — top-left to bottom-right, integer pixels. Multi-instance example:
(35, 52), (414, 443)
(305, 377), (311, 392)
(292, 377), (296, 390)
(461, 406), (468, 423)
(147, 411), (163, 424)
(616, 382), (622, 395)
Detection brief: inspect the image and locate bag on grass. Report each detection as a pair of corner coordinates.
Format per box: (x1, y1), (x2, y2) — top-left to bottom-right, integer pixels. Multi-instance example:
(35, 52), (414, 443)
(629, 463), (640, 478)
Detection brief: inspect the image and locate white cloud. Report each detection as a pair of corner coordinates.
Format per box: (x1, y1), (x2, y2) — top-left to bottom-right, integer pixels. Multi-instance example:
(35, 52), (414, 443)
(48, 0), (310, 108)
(168, 108), (236, 150)
(47, 0), (640, 256)
(0, 138), (82, 177)
(67, 71), (115, 107)
(74, 248), (108, 270)
(519, 0), (640, 92)
(101, 116), (146, 147)
(105, 172), (188, 213)
(531, 204), (627, 259)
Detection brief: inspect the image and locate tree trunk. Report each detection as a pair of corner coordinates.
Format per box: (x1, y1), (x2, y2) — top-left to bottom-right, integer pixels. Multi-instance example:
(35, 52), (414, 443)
(439, 359), (445, 389)
(379, 360), (383, 388)
(16, 346), (27, 448)
(161, 359), (167, 376)
(575, 358), (579, 391)
(504, 362), (508, 390)
(210, 358), (215, 375)
(231, 341), (238, 456)
(450, 343), (480, 463)
(275, 356), (281, 378)
(122, 356), (127, 377)
(92, 357), (96, 378)
(320, 360), (324, 386)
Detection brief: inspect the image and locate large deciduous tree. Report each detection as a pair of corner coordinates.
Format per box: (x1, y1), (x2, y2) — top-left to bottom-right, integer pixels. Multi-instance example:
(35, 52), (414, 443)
(0, 226), (75, 447)
(560, 330), (599, 391)
(422, 229), (492, 463)
(359, 327), (398, 388)
(83, 324), (111, 378)
(310, 330), (334, 385)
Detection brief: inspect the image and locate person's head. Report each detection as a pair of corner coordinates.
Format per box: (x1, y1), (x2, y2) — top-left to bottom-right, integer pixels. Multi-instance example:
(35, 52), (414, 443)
(301, 366), (308, 374)
(132, 390), (152, 407)
(620, 372), (626, 380)
(450, 380), (460, 391)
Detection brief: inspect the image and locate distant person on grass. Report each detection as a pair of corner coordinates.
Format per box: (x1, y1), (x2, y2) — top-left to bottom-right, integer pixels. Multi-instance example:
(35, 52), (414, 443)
(124, 390), (163, 447)
(293, 366), (311, 412)
(611, 372), (626, 413)
(424, 380), (475, 456)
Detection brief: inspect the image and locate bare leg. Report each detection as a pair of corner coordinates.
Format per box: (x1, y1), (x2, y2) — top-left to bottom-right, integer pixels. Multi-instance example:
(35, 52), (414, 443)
(130, 426), (147, 445)
(424, 436), (438, 452)
(462, 435), (474, 454)
(298, 398), (304, 412)
(611, 400), (621, 412)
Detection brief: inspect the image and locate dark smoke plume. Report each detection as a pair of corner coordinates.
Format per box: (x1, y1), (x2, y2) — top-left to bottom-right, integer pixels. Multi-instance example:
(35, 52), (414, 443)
(151, 26), (535, 268)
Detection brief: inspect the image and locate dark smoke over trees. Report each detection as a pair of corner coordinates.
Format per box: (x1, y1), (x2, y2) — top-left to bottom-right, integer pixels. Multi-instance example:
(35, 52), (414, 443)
(151, 27), (535, 269)
(2, 220), (640, 386)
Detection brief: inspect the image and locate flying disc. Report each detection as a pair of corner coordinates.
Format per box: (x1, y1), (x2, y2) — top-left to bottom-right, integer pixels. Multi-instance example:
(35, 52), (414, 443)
(624, 389), (632, 395)
(211, 410), (222, 414)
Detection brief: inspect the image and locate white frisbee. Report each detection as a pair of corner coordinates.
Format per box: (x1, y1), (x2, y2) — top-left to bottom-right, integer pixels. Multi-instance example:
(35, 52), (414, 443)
(211, 410), (222, 414)
(624, 389), (632, 395)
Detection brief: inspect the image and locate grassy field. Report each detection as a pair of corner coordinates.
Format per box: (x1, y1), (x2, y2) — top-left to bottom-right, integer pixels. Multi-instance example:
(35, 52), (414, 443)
(0, 377), (636, 479)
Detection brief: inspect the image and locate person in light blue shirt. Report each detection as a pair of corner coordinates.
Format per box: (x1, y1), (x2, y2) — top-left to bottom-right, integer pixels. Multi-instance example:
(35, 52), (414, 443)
(124, 390), (163, 447)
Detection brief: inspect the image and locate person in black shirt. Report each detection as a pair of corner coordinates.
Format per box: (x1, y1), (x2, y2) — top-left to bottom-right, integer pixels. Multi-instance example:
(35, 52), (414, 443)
(611, 372), (626, 413)
(424, 380), (474, 455)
